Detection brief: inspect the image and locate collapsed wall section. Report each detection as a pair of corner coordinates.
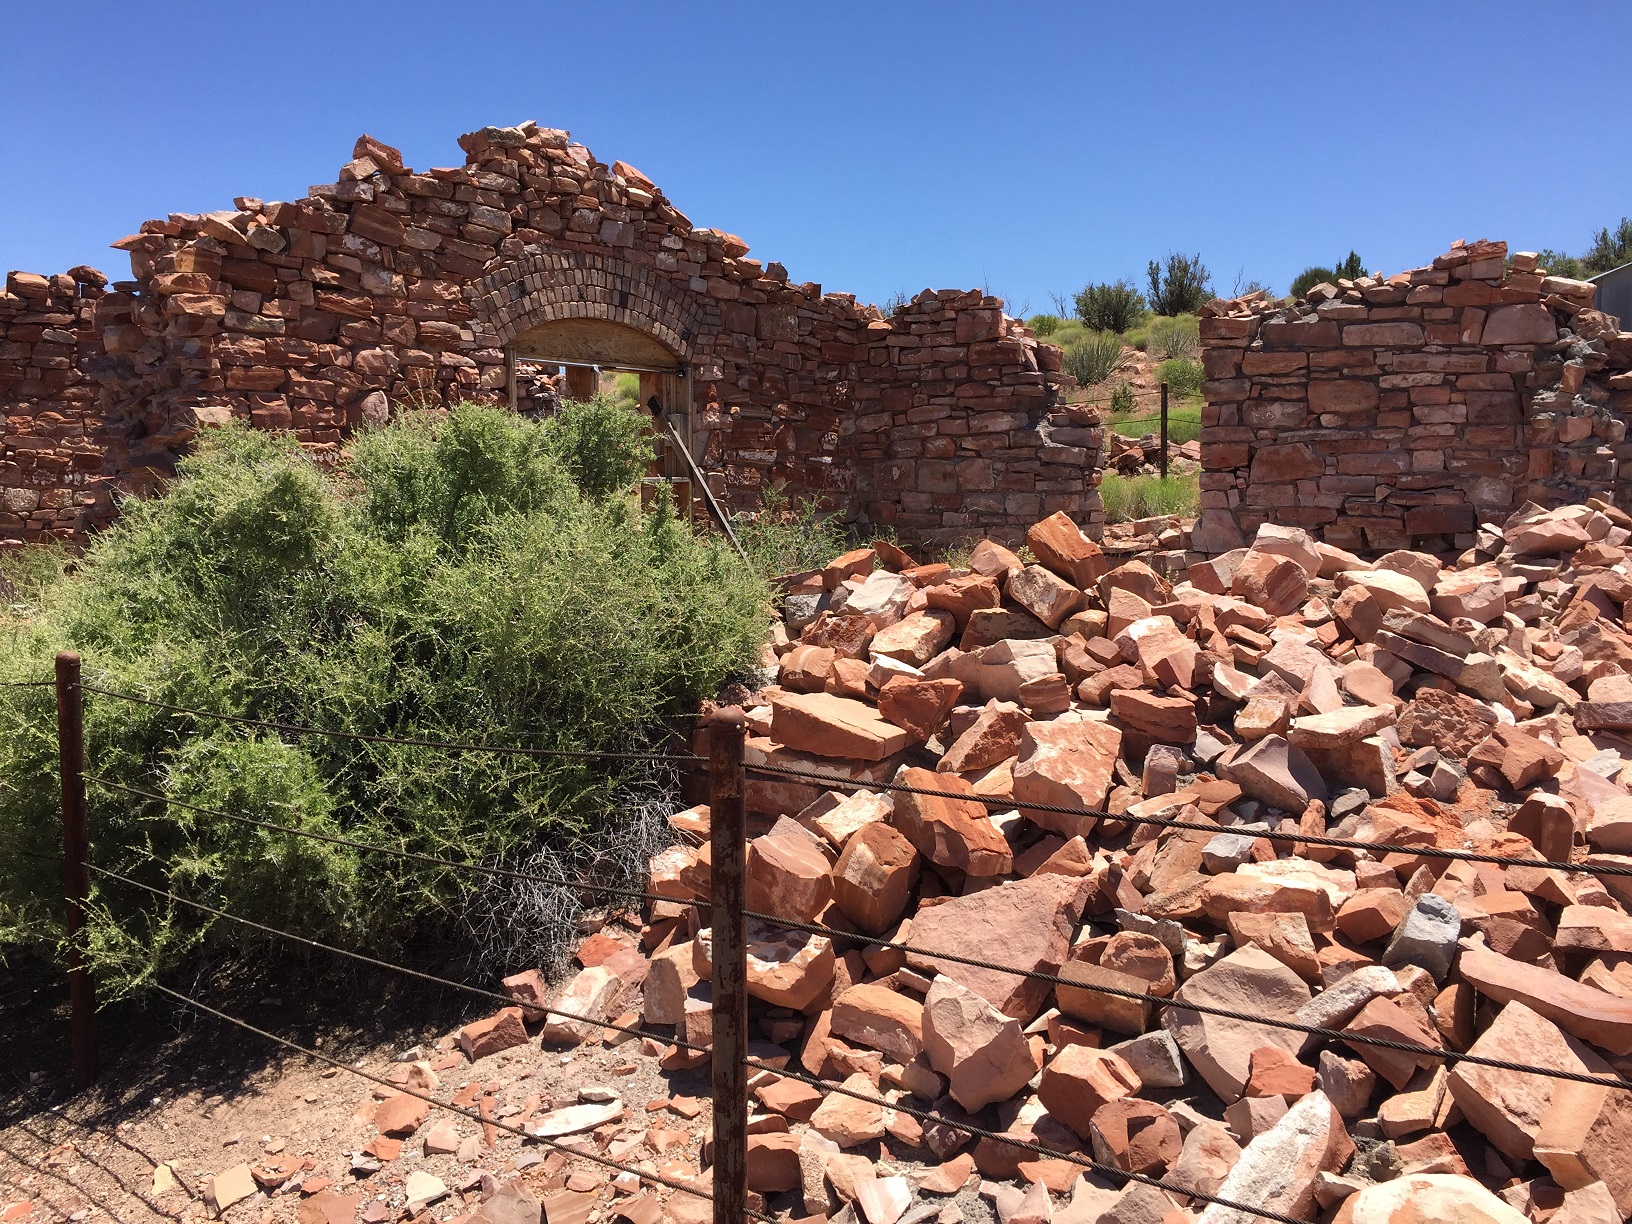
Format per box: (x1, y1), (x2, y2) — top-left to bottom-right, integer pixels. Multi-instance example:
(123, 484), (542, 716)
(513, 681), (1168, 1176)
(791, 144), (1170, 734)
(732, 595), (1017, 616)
(1, 123), (1101, 551)
(1196, 239), (1632, 555)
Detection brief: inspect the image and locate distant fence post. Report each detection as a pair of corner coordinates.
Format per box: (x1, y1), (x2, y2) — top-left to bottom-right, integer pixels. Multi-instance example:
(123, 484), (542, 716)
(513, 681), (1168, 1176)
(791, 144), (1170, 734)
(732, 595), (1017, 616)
(55, 650), (96, 1090)
(1159, 381), (1170, 481)
(706, 708), (748, 1224)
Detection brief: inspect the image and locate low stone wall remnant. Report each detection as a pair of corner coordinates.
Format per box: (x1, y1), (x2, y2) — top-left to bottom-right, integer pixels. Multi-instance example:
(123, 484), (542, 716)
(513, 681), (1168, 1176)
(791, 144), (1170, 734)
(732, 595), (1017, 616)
(1196, 239), (1632, 554)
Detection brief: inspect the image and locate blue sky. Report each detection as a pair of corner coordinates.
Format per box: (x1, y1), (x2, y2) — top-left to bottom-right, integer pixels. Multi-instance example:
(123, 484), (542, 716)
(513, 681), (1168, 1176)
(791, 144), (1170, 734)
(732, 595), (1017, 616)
(4, 2), (1630, 315)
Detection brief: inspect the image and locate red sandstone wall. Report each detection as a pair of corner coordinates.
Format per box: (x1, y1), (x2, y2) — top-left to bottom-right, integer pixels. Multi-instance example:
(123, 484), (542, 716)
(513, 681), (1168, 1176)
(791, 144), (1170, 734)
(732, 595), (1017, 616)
(1196, 239), (1632, 555)
(0, 123), (1102, 551)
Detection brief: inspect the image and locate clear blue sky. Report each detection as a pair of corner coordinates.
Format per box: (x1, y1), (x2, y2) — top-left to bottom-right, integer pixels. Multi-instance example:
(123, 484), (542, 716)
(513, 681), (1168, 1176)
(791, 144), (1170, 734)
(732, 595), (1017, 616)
(5, 2), (1630, 315)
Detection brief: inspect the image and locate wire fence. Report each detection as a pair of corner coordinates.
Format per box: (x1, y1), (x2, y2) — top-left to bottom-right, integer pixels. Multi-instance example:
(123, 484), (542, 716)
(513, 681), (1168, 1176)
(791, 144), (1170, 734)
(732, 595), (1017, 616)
(15, 661), (1632, 1224)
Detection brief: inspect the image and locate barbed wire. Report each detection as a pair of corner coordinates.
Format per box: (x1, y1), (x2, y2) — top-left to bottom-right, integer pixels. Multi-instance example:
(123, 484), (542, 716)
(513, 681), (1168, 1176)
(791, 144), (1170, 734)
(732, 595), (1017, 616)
(142, 983), (768, 1220)
(746, 909), (1632, 1093)
(81, 684), (705, 766)
(0, 679), (54, 689)
(85, 776), (705, 912)
(742, 762), (1632, 880)
(85, 864), (711, 1055)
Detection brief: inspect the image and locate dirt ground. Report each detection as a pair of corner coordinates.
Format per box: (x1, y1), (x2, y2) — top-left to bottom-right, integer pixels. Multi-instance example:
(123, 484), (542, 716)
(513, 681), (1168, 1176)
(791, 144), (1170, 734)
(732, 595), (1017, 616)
(0, 936), (995, 1224)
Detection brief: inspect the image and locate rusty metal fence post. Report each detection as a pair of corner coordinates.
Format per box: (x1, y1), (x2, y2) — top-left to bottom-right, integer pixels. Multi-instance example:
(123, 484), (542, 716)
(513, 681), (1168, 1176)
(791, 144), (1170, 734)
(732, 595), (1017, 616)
(1159, 381), (1170, 480)
(55, 650), (96, 1090)
(706, 708), (748, 1224)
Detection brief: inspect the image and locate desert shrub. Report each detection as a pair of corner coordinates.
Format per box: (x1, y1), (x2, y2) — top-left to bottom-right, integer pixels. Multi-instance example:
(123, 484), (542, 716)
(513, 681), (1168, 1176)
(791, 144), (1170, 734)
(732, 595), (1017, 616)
(1061, 330), (1125, 387)
(0, 404), (768, 990)
(1110, 382), (1135, 417)
(1584, 218), (1632, 274)
(1027, 314), (1063, 336)
(1290, 267), (1336, 299)
(1156, 357), (1205, 398)
(1536, 249), (1587, 279)
(1146, 252), (1213, 316)
(612, 371), (641, 411)
(1099, 474), (1199, 522)
(538, 394), (654, 500)
(736, 485), (853, 580)
(1146, 314), (1200, 360)
(1072, 280), (1147, 333)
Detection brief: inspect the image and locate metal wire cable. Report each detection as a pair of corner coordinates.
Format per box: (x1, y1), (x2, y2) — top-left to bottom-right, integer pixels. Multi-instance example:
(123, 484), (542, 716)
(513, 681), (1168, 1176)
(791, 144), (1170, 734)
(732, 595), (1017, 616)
(142, 983), (769, 1220)
(746, 910), (1632, 1093)
(743, 762), (1632, 879)
(81, 684), (705, 766)
(0, 679), (53, 689)
(85, 775), (704, 912)
(741, 1058), (1312, 1224)
(86, 863), (712, 1056)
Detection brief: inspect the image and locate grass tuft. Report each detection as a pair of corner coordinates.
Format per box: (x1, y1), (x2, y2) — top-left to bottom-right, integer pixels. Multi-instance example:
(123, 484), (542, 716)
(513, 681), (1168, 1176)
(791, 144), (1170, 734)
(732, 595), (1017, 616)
(1100, 474), (1199, 522)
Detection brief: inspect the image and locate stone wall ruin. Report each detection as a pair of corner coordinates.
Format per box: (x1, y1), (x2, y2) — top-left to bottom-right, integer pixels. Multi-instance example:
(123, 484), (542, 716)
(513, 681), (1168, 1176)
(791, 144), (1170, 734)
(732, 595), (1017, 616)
(0, 123), (1102, 551)
(1196, 238), (1632, 555)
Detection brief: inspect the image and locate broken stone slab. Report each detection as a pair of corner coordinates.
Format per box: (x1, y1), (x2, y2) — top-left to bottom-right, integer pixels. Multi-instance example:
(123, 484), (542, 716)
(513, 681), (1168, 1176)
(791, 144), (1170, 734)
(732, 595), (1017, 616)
(891, 766), (1013, 877)
(771, 691), (912, 761)
(1012, 716), (1122, 835)
(1107, 1029), (1186, 1088)
(1447, 1001), (1613, 1162)
(458, 1007), (529, 1061)
(529, 1099), (622, 1138)
(1027, 511), (1108, 587)
(1457, 940), (1632, 1056)
(1036, 1045), (1141, 1140)
(539, 966), (620, 1045)
(1287, 705), (1396, 751)
(921, 975), (1037, 1111)
(1195, 1091), (1352, 1224)
(937, 699), (1031, 774)
(1221, 734), (1328, 814)
(1163, 945), (1313, 1103)
(1331, 1174), (1529, 1224)
(906, 873), (1082, 1022)
(1534, 1077), (1632, 1219)
(1381, 893), (1461, 982)
(833, 821), (920, 935)
(831, 983), (925, 1064)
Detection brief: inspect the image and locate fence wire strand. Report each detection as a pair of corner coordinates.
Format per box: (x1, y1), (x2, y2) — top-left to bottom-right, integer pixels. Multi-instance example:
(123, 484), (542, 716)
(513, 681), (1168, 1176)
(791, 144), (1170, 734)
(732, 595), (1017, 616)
(85, 863), (710, 1056)
(742, 762), (1632, 880)
(84, 775), (703, 912)
(81, 684), (705, 766)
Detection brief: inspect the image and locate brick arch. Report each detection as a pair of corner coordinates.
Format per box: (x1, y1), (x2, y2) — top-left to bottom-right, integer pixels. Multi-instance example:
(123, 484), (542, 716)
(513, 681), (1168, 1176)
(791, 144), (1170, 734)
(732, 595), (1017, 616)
(469, 247), (718, 361)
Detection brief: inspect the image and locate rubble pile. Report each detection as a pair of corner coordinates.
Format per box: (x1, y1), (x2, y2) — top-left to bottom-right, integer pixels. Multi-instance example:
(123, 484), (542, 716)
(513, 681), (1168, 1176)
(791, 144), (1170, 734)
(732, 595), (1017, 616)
(624, 500), (1632, 1223)
(168, 498), (1632, 1224)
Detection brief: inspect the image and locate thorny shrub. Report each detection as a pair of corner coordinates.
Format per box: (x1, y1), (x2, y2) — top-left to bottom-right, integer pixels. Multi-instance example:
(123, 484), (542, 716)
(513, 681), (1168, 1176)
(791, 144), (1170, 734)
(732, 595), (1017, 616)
(0, 401), (770, 991)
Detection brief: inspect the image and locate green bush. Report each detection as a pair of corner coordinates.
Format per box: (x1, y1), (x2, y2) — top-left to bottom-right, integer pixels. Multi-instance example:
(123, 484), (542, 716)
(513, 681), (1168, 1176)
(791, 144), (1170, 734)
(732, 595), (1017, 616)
(1146, 314), (1199, 361)
(539, 394), (654, 500)
(1027, 314), (1064, 336)
(1536, 249), (1587, 279)
(1099, 474), (1199, 522)
(736, 485), (854, 580)
(1146, 252), (1213, 316)
(1290, 267), (1336, 299)
(1110, 382), (1135, 417)
(1072, 280), (1147, 333)
(0, 404), (768, 990)
(1584, 218), (1632, 274)
(1061, 330), (1125, 387)
(1156, 358), (1204, 398)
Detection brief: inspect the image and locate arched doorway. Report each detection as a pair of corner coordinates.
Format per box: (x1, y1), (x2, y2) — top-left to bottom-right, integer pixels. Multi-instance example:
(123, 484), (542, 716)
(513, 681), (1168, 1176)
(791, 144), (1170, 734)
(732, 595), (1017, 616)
(470, 248), (721, 520)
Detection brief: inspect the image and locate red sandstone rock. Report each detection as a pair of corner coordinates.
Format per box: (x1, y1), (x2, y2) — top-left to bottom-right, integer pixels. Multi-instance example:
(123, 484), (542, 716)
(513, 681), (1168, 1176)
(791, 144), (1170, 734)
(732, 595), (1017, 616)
(745, 816), (833, 923)
(832, 821), (919, 935)
(921, 974), (1037, 1111)
(457, 1007), (529, 1061)
(770, 691), (911, 761)
(1026, 511), (1107, 587)
(891, 766), (1013, 876)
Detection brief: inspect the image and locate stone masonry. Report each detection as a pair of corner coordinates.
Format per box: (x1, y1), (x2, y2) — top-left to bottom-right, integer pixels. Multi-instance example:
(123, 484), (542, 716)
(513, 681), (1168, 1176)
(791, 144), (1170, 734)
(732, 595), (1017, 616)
(0, 123), (1102, 550)
(1195, 238), (1632, 555)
